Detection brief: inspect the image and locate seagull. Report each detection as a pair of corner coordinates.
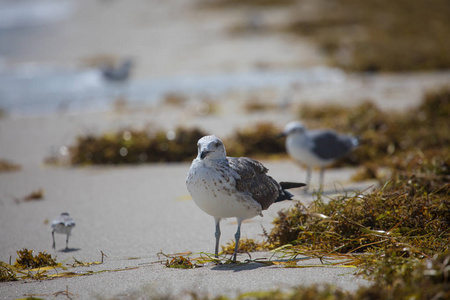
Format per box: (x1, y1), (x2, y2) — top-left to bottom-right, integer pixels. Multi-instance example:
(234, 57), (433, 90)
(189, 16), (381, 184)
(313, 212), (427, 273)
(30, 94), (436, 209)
(51, 212), (76, 250)
(186, 135), (305, 261)
(101, 58), (133, 81)
(280, 121), (359, 191)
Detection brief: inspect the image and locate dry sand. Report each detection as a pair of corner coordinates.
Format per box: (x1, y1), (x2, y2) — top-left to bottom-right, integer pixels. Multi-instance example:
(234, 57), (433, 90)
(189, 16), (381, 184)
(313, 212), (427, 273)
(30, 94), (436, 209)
(1, 0), (450, 299)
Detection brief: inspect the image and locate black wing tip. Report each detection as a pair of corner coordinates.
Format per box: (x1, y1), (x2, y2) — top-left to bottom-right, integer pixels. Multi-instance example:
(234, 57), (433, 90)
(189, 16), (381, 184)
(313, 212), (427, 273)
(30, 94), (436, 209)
(275, 190), (294, 202)
(279, 182), (307, 189)
(275, 182), (306, 203)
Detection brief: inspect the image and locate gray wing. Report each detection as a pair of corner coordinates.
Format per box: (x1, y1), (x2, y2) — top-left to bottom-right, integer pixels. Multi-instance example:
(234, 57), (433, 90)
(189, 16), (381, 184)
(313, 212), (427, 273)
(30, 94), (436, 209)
(310, 131), (356, 160)
(52, 215), (76, 228)
(227, 157), (280, 210)
(64, 218), (76, 227)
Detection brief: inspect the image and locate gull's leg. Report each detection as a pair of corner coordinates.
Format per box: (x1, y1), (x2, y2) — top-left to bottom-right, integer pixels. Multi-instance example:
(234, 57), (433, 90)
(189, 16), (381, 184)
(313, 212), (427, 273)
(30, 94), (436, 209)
(319, 167), (325, 190)
(65, 234), (69, 250)
(52, 231), (56, 249)
(214, 217), (221, 258)
(304, 166), (312, 193)
(232, 218), (243, 262)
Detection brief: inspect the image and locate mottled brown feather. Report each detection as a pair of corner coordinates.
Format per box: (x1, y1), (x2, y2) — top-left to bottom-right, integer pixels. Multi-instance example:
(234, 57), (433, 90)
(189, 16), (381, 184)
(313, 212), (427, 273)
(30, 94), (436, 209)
(227, 157), (281, 210)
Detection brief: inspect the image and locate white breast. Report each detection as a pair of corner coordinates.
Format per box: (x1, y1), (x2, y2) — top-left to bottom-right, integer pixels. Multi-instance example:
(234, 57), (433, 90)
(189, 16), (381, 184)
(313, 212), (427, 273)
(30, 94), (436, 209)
(186, 160), (262, 219)
(286, 135), (333, 167)
(52, 223), (73, 235)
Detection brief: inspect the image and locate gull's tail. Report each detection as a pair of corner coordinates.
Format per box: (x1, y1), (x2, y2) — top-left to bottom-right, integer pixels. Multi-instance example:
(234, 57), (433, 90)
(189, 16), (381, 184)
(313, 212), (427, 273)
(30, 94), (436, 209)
(276, 182), (306, 202)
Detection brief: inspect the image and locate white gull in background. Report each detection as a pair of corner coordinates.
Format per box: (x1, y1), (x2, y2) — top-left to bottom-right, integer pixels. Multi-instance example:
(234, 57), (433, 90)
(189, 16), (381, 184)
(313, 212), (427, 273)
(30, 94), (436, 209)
(280, 121), (359, 191)
(186, 135), (305, 261)
(51, 212), (76, 250)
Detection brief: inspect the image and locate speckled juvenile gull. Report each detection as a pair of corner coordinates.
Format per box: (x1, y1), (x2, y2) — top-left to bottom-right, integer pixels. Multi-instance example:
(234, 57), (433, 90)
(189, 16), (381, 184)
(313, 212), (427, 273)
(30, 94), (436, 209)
(280, 121), (359, 191)
(51, 212), (76, 250)
(186, 135), (305, 261)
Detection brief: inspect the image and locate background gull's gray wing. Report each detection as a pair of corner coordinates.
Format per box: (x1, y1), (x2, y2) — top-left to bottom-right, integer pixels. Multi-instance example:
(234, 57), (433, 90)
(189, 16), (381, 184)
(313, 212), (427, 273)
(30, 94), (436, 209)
(227, 156), (280, 210)
(310, 130), (357, 160)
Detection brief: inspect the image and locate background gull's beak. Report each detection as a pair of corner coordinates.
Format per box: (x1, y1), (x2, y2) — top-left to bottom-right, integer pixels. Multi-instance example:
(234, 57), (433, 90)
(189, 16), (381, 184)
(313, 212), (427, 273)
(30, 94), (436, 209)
(276, 132), (287, 139)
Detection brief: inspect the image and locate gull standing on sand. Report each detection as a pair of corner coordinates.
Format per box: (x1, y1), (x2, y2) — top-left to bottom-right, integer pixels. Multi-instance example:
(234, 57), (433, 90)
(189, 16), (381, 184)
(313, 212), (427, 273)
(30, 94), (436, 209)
(186, 135), (305, 261)
(280, 121), (358, 191)
(51, 212), (76, 250)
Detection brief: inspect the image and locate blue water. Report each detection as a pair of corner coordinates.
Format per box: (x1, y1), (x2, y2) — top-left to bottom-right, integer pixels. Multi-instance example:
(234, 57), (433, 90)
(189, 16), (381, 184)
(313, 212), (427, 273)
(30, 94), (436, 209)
(0, 0), (346, 115)
(0, 0), (75, 30)
(0, 65), (345, 115)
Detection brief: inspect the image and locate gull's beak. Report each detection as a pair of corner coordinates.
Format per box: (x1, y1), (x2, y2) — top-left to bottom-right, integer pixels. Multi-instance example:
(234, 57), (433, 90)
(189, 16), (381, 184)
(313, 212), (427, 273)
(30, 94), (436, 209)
(276, 132), (287, 139)
(200, 150), (210, 160)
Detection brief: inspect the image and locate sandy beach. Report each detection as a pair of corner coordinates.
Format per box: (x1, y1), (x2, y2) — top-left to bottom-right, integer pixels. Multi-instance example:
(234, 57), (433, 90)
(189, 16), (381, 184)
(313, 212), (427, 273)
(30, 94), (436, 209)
(1, 0), (450, 299)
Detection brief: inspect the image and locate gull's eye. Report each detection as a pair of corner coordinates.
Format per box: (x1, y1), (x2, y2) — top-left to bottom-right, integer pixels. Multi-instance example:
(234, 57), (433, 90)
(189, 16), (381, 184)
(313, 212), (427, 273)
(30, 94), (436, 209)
(214, 141), (220, 148)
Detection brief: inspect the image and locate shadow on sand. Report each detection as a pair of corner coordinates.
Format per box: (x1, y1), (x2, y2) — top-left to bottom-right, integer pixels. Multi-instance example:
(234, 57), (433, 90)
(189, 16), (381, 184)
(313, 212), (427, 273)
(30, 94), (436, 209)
(211, 255), (311, 272)
(57, 248), (81, 253)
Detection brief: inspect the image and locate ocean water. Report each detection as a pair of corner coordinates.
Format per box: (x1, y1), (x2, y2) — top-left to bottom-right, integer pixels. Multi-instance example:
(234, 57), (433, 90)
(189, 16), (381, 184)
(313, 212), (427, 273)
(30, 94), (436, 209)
(0, 0), (75, 30)
(0, 64), (345, 115)
(0, 0), (346, 115)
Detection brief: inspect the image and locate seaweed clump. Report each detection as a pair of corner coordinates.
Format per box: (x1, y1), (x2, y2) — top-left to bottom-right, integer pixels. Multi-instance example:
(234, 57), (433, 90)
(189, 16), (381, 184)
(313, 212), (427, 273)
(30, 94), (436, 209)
(267, 170), (449, 256)
(70, 127), (206, 165)
(65, 87), (449, 168)
(68, 123), (287, 165)
(165, 256), (198, 269)
(14, 248), (58, 269)
(225, 122), (285, 158)
(220, 238), (268, 255)
(0, 262), (17, 282)
(285, 0), (450, 72)
(0, 159), (21, 173)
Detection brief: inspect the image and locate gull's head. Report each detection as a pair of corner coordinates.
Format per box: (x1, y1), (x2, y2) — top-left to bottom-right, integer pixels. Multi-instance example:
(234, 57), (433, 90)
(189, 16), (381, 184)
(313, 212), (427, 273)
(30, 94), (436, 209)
(280, 121), (306, 137)
(197, 135), (226, 161)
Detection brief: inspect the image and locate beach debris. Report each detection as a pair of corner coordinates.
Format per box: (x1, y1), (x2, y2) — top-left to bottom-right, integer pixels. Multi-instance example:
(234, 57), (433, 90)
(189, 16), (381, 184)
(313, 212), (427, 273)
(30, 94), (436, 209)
(51, 285), (77, 299)
(243, 97), (277, 112)
(220, 237), (268, 256)
(14, 248), (58, 269)
(163, 92), (187, 107)
(56, 86), (449, 171)
(225, 122), (285, 158)
(165, 256), (196, 269)
(14, 189), (45, 204)
(157, 252), (200, 269)
(0, 262), (17, 282)
(23, 189), (44, 201)
(1, 250), (128, 283)
(69, 127), (206, 165)
(0, 159), (21, 173)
